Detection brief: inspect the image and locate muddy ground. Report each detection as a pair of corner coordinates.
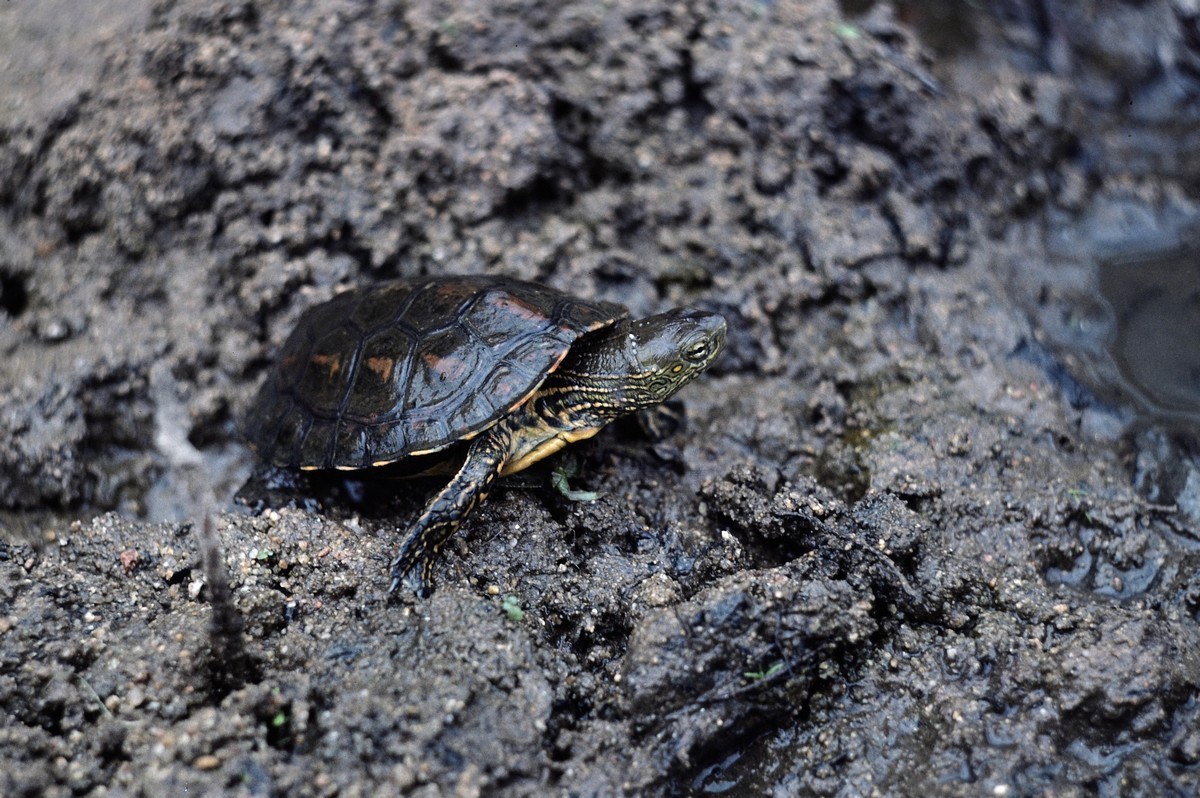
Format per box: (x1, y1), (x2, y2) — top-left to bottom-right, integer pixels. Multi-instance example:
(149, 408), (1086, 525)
(2, 0), (1200, 795)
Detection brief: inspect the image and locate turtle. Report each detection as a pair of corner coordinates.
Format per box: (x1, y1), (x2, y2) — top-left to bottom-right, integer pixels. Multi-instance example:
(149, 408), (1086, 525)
(245, 274), (727, 595)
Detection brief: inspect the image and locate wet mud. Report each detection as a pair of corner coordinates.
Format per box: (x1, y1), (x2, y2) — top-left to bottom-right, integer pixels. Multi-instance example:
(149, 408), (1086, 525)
(2, 0), (1199, 795)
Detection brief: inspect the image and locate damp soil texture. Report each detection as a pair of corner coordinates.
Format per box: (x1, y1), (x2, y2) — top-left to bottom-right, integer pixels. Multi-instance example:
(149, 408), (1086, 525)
(2, 1), (1200, 795)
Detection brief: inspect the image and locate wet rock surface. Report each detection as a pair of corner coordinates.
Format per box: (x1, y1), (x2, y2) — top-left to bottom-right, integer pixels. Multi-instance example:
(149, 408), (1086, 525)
(2, 0), (1199, 795)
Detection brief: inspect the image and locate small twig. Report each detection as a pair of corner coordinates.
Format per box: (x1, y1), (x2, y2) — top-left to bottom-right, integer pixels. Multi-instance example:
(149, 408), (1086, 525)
(70, 673), (114, 719)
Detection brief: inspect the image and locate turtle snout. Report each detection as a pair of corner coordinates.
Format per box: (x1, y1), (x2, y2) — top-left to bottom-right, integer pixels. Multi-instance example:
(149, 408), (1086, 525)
(703, 311), (727, 357)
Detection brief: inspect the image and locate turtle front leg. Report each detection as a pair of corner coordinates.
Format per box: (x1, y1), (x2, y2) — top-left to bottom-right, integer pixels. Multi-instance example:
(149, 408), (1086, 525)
(388, 430), (508, 596)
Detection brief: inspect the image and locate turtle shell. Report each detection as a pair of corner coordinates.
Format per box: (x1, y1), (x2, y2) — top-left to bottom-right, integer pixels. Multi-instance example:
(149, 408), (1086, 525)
(246, 275), (627, 470)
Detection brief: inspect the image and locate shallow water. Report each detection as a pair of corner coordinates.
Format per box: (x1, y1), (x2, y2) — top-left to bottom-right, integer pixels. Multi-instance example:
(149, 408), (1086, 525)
(1098, 228), (1200, 425)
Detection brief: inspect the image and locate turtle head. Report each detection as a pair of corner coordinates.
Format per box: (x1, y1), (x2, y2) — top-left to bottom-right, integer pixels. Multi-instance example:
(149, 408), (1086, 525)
(623, 308), (727, 405)
(544, 307), (726, 422)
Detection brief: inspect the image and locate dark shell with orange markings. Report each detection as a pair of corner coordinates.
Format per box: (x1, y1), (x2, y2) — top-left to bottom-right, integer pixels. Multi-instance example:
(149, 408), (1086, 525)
(246, 276), (627, 470)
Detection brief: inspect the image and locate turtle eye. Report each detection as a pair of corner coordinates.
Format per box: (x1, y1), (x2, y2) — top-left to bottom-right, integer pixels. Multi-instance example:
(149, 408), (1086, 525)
(683, 341), (710, 364)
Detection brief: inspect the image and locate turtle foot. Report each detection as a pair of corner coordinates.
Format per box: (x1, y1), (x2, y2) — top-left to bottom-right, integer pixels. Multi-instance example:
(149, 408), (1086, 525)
(387, 552), (434, 598)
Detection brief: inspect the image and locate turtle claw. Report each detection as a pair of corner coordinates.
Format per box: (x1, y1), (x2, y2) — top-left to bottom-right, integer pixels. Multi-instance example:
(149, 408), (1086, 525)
(388, 551), (433, 598)
(387, 566), (407, 595)
(388, 563), (433, 598)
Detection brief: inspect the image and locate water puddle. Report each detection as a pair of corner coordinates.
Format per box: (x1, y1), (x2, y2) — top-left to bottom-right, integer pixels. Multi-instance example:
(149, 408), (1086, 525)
(1096, 229), (1200, 425)
(1007, 209), (1200, 433)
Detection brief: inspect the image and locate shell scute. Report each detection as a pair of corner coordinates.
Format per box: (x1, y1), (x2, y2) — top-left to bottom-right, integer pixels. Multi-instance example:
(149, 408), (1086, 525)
(332, 421), (369, 469)
(346, 325), (418, 423)
(410, 327), (481, 407)
(298, 418), (337, 466)
(505, 329), (575, 378)
(296, 326), (361, 415)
